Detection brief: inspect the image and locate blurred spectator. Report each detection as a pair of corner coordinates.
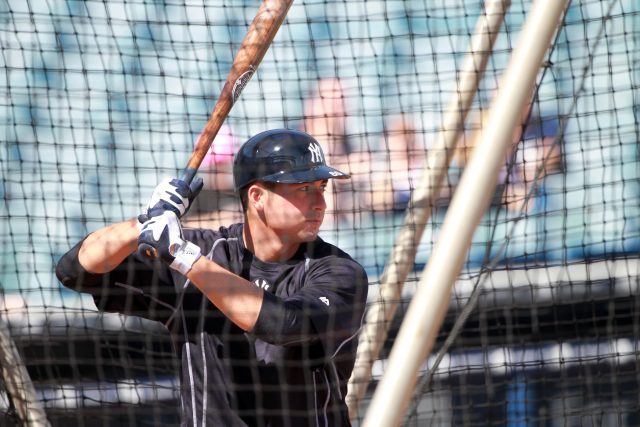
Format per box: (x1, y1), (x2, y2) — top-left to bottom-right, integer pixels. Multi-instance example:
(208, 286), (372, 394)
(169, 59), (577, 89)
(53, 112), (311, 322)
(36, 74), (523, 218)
(502, 115), (562, 213)
(367, 114), (424, 213)
(303, 77), (351, 160)
(440, 109), (490, 205)
(446, 107), (562, 214)
(199, 124), (238, 192)
(302, 77), (368, 225)
(185, 124), (243, 226)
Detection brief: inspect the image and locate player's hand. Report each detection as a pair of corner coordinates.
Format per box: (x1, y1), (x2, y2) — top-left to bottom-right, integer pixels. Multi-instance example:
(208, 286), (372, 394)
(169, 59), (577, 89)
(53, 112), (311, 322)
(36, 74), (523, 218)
(137, 210), (201, 275)
(139, 177), (204, 223)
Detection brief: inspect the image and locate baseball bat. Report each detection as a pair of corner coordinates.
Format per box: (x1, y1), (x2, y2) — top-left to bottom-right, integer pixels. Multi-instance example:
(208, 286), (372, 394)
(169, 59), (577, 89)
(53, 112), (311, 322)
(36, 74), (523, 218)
(181, 0), (294, 184)
(139, 0), (294, 259)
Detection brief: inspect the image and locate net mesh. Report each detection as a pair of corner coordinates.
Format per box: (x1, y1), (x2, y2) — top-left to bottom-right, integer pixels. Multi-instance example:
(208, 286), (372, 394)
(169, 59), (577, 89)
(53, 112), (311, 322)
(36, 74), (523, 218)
(1, 0), (639, 425)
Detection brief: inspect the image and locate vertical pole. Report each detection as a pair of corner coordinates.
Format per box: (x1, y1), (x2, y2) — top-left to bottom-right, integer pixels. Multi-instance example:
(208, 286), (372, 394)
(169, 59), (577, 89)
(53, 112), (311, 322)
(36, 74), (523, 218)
(347, 0), (511, 418)
(361, 1), (569, 426)
(0, 317), (50, 426)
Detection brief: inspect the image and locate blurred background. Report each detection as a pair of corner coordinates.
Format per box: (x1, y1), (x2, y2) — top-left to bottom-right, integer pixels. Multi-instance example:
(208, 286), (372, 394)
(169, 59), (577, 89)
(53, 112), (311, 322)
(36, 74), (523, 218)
(1, 0), (639, 425)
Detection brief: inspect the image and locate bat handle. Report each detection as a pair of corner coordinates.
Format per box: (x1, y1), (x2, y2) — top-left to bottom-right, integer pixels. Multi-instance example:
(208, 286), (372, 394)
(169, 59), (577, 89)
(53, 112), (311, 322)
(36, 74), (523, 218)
(181, 167), (198, 185)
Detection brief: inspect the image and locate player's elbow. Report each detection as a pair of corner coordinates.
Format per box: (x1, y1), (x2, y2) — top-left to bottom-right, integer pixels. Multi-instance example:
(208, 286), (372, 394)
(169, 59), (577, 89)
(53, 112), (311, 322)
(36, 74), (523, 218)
(55, 243), (94, 292)
(55, 256), (81, 291)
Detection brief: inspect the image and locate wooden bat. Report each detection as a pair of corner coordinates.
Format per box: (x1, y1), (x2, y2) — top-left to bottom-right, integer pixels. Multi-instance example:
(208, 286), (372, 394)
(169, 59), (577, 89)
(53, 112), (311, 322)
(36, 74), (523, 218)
(182, 0), (294, 184)
(138, 0), (294, 259)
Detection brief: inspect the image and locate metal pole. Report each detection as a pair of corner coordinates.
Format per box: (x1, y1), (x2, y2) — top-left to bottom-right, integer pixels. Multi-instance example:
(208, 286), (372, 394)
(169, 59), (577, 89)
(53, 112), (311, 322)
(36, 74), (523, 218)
(0, 316), (50, 426)
(347, 0), (511, 418)
(361, 1), (569, 425)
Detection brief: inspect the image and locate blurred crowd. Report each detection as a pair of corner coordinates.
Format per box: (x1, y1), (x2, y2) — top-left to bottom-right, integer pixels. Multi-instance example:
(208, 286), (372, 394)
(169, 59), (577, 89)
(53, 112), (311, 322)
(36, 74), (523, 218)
(184, 76), (563, 230)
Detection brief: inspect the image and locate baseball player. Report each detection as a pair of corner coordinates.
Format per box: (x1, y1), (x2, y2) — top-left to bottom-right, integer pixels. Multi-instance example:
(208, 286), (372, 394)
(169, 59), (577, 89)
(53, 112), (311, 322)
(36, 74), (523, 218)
(56, 129), (369, 426)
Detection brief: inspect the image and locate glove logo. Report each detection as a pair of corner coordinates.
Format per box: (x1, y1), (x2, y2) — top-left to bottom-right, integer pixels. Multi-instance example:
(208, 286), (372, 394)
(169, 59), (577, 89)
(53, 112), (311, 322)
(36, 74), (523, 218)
(254, 278), (270, 291)
(319, 296), (330, 306)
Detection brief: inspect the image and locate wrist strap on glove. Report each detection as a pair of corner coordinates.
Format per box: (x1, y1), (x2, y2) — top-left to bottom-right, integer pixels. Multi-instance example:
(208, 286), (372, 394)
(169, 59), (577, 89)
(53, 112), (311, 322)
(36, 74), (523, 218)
(169, 240), (202, 276)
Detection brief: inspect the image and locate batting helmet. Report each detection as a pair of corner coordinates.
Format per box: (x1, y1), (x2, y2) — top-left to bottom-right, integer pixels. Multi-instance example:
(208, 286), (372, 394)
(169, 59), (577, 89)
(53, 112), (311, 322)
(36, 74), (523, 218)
(232, 129), (349, 192)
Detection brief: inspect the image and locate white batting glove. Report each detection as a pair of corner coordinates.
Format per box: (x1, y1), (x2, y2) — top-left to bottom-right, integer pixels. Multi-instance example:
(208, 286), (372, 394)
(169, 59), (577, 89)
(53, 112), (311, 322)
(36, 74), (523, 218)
(137, 210), (202, 275)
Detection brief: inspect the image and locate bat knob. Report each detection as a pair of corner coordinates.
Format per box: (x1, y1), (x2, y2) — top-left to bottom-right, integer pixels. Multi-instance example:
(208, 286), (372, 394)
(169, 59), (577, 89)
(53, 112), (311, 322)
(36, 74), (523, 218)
(138, 243), (159, 260)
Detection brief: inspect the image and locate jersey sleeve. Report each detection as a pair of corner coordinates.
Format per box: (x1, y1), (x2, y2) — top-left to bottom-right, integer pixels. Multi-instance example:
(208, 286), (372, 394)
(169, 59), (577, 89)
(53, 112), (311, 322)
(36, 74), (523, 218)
(55, 237), (180, 323)
(251, 256), (369, 359)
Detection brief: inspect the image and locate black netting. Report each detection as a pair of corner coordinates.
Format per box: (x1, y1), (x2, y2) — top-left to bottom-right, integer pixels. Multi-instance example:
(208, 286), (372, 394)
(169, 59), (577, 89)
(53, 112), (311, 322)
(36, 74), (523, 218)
(1, 0), (638, 425)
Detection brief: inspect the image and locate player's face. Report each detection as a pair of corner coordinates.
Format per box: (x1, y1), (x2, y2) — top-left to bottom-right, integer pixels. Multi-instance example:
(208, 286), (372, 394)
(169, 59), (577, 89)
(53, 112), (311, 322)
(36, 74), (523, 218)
(262, 180), (328, 242)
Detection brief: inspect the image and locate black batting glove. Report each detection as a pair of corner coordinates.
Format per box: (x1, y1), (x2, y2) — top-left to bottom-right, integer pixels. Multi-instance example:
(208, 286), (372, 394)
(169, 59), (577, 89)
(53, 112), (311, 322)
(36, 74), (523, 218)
(139, 177), (204, 223)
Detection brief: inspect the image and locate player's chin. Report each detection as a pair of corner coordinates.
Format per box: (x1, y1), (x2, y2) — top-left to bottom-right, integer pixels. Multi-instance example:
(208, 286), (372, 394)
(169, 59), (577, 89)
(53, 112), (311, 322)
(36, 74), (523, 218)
(300, 220), (322, 239)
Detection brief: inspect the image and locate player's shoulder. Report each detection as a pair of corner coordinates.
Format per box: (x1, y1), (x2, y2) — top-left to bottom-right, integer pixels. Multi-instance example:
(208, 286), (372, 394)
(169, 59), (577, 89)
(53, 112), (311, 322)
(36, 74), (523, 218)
(305, 238), (367, 276)
(183, 223), (244, 253)
(305, 237), (352, 260)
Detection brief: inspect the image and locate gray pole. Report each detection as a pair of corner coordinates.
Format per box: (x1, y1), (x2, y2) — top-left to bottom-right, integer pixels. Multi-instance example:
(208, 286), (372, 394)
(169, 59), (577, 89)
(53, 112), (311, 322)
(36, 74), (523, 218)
(361, 1), (570, 425)
(347, 0), (511, 418)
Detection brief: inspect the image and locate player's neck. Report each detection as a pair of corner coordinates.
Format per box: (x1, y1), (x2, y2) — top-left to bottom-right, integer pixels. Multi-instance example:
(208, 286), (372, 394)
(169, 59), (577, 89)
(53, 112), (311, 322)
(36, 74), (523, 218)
(242, 220), (300, 263)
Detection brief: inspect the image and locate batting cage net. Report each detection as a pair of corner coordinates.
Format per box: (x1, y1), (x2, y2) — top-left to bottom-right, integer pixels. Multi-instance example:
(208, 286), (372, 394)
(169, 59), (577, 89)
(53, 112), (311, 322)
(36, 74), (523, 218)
(1, 0), (639, 425)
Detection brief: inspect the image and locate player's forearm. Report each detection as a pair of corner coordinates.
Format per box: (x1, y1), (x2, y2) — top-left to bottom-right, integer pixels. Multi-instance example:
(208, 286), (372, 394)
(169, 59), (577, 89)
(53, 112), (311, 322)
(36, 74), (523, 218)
(186, 257), (264, 332)
(79, 218), (140, 274)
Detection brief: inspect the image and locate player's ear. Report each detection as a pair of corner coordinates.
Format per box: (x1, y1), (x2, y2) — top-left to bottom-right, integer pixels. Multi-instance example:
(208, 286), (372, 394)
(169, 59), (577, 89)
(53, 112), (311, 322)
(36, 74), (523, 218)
(246, 183), (266, 211)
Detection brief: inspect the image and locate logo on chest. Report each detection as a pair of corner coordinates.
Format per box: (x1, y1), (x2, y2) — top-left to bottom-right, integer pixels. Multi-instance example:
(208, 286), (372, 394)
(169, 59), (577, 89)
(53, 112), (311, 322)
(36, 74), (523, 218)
(253, 278), (271, 291)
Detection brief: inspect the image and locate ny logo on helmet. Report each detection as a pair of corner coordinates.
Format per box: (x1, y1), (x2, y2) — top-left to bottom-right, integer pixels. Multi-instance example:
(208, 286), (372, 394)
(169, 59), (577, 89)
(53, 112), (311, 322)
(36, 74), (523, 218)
(308, 142), (324, 164)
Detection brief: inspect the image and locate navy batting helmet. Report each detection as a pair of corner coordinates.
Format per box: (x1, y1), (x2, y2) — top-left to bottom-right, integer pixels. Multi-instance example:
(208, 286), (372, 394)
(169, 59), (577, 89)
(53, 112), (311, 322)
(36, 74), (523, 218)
(232, 129), (349, 192)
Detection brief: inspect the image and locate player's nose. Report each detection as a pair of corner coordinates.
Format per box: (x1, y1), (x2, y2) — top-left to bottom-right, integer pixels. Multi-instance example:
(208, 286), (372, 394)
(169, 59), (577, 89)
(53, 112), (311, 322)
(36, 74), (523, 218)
(311, 188), (327, 211)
